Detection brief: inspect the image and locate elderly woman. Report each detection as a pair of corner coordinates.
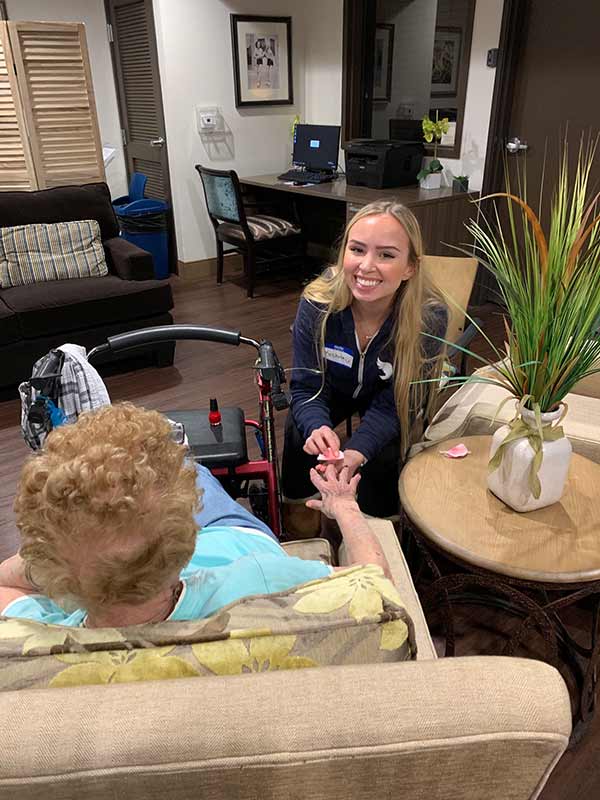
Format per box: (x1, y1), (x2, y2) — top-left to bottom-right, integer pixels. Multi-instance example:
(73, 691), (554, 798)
(0, 403), (389, 627)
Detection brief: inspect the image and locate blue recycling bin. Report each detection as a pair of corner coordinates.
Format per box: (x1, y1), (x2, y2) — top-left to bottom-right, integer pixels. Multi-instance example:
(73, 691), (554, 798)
(112, 171), (148, 212)
(115, 198), (170, 279)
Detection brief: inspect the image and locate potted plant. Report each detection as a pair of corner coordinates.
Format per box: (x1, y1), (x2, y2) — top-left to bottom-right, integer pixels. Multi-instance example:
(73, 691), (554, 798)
(426, 138), (600, 512)
(452, 175), (469, 193)
(417, 112), (449, 189)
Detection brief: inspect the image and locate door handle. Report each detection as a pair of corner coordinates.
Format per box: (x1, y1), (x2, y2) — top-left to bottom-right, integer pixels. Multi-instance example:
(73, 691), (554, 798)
(506, 137), (528, 154)
(149, 137), (165, 147)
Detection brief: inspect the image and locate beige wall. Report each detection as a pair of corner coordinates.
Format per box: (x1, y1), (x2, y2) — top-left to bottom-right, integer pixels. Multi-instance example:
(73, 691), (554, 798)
(372, 0), (438, 139)
(153, 0), (343, 263)
(7, 0), (501, 258)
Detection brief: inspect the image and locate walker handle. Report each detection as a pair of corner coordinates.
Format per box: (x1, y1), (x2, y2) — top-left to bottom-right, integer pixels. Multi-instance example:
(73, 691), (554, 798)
(92, 325), (242, 358)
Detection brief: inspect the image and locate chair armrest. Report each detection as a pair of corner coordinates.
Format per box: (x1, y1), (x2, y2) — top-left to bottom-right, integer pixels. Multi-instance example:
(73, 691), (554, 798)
(447, 318), (483, 376)
(103, 236), (155, 281)
(0, 657), (570, 799)
(339, 518), (437, 660)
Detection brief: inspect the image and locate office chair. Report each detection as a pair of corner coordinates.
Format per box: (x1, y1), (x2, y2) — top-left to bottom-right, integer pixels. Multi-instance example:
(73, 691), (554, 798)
(195, 165), (304, 298)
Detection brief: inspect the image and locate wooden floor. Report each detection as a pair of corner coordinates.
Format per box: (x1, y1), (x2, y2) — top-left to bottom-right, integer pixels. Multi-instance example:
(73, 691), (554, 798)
(0, 260), (598, 798)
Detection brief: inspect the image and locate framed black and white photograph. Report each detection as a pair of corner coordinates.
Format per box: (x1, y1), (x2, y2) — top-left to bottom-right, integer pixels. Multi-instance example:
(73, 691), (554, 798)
(230, 15), (293, 108)
(373, 24), (394, 102)
(431, 27), (462, 97)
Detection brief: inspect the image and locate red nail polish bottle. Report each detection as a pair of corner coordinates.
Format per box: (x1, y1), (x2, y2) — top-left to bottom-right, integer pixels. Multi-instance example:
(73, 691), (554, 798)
(208, 398), (222, 426)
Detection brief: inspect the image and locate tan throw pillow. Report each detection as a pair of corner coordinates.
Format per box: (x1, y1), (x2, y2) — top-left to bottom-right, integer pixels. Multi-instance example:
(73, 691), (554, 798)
(0, 565), (417, 691)
(0, 220), (108, 289)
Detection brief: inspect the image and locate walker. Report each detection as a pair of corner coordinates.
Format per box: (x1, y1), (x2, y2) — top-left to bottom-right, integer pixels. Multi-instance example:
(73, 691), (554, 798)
(22, 325), (290, 538)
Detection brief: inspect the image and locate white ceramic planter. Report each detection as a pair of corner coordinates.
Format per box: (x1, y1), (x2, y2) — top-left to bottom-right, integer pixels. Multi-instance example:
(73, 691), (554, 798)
(419, 171), (442, 190)
(487, 406), (572, 512)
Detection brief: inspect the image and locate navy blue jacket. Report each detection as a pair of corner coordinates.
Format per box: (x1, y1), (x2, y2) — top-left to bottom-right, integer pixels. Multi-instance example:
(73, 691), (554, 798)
(290, 298), (448, 461)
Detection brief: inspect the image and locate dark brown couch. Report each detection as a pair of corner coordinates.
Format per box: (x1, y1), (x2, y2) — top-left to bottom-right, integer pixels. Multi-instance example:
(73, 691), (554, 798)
(0, 182), (175, 388)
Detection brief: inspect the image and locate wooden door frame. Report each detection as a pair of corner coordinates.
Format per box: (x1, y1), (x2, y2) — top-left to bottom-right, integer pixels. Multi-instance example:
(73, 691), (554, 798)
(473, 0), (528, 303)
(480, 0), (529, 199)
(103, 0), (177, 273)
(342, 0), (375, 143)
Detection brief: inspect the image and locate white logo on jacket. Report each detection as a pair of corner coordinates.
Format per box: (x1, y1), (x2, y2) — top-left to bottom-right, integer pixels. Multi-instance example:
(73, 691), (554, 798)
(377, 357), (393, 381)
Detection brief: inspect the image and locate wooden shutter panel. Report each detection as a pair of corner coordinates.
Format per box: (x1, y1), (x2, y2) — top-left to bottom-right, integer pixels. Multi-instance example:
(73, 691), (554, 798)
(0, 22), (37, 190)
(8, 21), (105, 189)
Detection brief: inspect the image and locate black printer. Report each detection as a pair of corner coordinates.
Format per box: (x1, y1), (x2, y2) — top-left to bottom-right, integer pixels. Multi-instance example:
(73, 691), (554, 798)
(344, 139), (424, 189)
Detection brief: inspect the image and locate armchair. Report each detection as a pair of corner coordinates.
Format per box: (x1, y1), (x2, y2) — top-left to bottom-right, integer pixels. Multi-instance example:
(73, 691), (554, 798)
(0, 522), (570, 799)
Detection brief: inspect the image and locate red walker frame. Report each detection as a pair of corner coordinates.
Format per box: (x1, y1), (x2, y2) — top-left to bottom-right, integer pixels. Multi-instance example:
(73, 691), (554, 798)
(88, 324), (288, 537)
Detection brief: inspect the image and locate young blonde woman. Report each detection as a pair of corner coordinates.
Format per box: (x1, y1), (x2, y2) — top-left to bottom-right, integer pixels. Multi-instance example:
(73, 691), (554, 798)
(281, 200), (448, 536)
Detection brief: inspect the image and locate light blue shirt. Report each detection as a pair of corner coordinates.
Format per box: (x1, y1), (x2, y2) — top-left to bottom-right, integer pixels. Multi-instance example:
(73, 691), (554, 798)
(1, 526), (331, 626)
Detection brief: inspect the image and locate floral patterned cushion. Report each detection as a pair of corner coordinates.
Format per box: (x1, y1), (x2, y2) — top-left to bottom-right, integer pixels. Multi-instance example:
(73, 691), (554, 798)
(0, 566), (416, 690)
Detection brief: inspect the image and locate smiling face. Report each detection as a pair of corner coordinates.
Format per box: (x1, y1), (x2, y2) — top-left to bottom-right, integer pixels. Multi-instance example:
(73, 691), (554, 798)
(342, 213), (416, 313)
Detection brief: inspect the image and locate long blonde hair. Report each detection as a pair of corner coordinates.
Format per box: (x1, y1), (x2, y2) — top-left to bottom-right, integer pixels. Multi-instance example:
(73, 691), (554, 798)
(303, 200), (445, 455)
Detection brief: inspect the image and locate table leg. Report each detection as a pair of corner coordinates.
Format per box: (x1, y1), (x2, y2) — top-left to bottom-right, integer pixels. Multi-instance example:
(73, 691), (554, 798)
(421, 573), (559, 666)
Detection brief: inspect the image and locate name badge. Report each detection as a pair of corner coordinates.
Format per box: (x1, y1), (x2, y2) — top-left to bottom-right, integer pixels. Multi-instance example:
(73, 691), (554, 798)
(324, 344), (353, 368)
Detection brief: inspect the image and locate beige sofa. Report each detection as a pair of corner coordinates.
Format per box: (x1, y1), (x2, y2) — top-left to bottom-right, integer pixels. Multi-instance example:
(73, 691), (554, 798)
(0, 520), (571, 800)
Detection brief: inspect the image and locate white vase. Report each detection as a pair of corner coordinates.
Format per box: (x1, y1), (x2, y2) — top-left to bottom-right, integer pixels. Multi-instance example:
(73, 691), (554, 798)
(487, 406), (572, 512)
(419, 171), (442, 190)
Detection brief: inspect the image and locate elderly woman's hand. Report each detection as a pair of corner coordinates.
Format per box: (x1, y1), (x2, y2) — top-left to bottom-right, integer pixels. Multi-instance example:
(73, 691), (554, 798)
(0, 553), (36, 591)
(306, 464), (361, 520)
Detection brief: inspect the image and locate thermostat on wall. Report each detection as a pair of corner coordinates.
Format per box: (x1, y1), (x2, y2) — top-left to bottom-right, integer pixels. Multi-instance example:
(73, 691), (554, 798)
(197, 107), (223, 134)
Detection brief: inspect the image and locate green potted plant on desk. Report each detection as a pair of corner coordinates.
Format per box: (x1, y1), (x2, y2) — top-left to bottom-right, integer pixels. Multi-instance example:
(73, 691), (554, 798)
(452, 175), (470, 193)
(417, 112), (449, 189)
(424, 137), (600, 512)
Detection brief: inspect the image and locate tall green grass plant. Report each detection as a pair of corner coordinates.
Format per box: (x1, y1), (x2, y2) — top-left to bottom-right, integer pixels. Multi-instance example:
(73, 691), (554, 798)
(426, 136), (600, 413)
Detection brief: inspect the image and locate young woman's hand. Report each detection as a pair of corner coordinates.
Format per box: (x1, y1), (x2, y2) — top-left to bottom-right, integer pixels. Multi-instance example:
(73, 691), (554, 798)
(341, 448), (366, 477)
(303, 425), (341, 457)
(306, 464), (361, 519)
(315, 447), (366, 477)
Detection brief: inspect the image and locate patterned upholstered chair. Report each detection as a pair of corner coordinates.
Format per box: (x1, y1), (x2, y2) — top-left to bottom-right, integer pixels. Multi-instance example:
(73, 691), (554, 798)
(196, 165), (303, 298)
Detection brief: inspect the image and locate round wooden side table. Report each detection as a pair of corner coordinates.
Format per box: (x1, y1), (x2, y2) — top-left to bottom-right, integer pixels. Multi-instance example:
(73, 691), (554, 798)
(399, 434), (600, 741)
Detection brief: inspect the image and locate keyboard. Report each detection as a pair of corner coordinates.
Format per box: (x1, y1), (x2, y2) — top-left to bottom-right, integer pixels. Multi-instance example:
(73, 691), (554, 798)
(277, 169), (334, 184)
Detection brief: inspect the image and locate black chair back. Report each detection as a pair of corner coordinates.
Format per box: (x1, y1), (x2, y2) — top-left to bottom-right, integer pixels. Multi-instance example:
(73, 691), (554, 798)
(195, 165), (249, 229)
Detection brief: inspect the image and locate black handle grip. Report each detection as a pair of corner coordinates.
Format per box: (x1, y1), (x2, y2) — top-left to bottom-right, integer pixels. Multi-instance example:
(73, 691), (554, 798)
(258, 340), (277, 372)
(106, 325), (241, 352)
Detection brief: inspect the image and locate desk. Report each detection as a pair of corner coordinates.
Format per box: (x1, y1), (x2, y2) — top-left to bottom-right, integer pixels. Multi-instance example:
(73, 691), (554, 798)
(240, 174), (477, 257)
(399, 434), (600, 741)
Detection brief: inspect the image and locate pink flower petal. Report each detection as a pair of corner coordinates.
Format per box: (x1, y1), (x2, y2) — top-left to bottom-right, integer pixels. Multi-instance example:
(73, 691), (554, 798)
(439, 443), (471, 458)
(317, 451), (344, 462)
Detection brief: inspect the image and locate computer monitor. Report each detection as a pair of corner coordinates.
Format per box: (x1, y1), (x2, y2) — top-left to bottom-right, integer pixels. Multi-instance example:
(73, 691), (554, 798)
(293, 124), (341, 172)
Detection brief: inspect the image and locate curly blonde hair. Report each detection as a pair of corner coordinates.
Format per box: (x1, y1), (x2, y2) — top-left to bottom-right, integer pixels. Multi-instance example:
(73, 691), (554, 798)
(15, 403), (201, 614)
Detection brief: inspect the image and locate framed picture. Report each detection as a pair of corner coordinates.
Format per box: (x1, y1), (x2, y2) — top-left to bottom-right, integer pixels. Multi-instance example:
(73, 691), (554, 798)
(431, 27), (462, 97)
(230, 14), (293, 108)
(373, 24), (394, 102)
(0, 2), (8, 21)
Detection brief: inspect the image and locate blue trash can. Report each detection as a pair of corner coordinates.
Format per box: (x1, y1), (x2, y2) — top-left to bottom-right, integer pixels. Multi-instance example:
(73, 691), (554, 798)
(115, 198), (170, 279)
(112, 171), (148, 213)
